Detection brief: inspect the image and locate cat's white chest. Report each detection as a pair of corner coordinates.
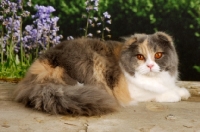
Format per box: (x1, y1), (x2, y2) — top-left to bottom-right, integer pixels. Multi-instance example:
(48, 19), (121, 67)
(123, 71), (190, 103)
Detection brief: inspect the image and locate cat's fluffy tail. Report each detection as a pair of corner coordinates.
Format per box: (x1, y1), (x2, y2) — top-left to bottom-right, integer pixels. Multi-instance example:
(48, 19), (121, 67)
(14, 83), (118, 116)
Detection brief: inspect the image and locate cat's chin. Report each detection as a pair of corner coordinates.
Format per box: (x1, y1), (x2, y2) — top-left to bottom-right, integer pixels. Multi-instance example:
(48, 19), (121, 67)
(138, 71), (160, 77)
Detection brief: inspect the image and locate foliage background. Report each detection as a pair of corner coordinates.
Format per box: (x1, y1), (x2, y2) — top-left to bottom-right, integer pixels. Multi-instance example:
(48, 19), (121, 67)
(28, 0), (200, 80)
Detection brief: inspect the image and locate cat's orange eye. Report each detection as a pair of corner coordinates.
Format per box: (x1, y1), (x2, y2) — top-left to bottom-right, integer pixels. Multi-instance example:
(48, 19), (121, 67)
(137, 54), (145, 60)
(155, 52), (163, 59)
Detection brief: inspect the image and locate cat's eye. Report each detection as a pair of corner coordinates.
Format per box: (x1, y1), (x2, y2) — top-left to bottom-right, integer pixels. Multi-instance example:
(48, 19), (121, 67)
(136, 54), (145, 60)
(155, 52), (163, 59)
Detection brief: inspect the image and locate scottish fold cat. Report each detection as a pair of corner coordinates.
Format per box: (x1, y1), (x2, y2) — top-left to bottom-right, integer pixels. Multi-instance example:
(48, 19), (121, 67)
(14, 32), (190, 116)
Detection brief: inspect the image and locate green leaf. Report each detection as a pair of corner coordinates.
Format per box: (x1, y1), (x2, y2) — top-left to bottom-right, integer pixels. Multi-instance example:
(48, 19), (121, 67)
(193, 65), (200, 73)
(195, 32), (200, 37)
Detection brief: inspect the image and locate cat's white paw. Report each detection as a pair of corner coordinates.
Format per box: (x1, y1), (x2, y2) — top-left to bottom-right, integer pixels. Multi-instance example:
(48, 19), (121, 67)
(155, 91), (181, 102)
(175, 87), (191, 100)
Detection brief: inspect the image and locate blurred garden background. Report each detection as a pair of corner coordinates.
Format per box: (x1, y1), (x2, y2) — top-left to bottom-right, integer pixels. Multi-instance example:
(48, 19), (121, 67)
(0, 0), (200, 81)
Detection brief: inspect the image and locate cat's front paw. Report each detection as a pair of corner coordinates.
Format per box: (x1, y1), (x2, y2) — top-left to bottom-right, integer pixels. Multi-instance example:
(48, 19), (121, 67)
(176, 87), (191, 100)
(155, 91), (181, 102)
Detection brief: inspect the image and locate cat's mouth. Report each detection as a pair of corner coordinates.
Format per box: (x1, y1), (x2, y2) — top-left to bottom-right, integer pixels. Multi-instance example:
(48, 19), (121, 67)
(136, 70), (159, 76)
(145, 71), (158, 76)
(140, 69), (160, 76)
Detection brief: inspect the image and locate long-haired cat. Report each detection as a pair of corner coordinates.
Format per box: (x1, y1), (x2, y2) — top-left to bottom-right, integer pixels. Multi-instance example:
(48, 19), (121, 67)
(14, 32), (190, 116)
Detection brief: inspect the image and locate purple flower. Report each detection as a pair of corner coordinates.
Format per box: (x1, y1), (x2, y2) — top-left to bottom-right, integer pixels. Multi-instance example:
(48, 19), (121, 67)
(17, 0), (21, 4)
(86, 6), (93, 12)
(94, 0), (99, 6)
(93, 6), (98, 11)
(25, 25), (33, 31)
(21, 5), (62, 52)
(93, 17), (98, 21)
(0, 0), (62, 64)
(87, 33), (93, 37)
(0, 16), (3, 21)
(2, 16), (21, 44)
(17, 0), (22, 9)
(96, 30), (101, 34)
(85, 0), (99, 12)
(104, 27), (111, 32)
(27, 0), (32, 7)
(33, 5), (56, 19)
(97, 22), (101, 26)
(106, 20), (111, 24)
(47, 6), (55, 13)
(0, 0), (22, 14)
(88, 19), (92, 24)
(51, 17), (59, 24)
(21, 11), (30, 17)
(10, 2), (18, 12)
(67, 36), (74, 40)
(103, 12), (111, 19)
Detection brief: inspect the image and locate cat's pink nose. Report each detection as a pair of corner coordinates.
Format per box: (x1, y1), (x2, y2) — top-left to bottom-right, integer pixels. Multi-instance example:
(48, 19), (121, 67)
(147, 64), (154, 69)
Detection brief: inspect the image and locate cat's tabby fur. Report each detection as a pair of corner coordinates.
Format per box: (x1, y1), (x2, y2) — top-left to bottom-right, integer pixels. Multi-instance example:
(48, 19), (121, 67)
(14, 32), (190, 116)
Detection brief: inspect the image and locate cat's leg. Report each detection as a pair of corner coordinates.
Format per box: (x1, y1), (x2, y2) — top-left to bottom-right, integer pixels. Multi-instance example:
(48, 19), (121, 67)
(155, 90), (181, 102)
(155, 86), (190, 102)
(174, 87), (190, 100)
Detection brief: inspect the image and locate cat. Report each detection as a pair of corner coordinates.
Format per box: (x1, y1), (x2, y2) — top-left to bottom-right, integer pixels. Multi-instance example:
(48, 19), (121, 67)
(14, 32), (190, 116)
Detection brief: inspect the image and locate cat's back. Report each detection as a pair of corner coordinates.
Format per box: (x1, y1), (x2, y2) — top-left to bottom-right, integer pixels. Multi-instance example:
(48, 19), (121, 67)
(39, 38), (123, 85)
(42, 38), (123, 63)
(53, 38), (110, 52)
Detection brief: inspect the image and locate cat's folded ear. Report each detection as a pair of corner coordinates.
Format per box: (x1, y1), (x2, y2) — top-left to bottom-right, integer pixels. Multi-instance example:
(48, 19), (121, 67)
(125, 36), (137, 46)
(121, 36), (137, 48)
(154, 32), (173, 44)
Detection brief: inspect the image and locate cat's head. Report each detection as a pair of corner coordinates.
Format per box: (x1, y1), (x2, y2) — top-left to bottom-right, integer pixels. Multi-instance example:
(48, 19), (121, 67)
(120, 32), (178, 77)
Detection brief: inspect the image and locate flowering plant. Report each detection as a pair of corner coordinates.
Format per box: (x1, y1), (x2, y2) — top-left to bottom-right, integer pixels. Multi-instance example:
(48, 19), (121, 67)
(22, 5), (63, 57)
(81, 0), (112, 40)
(0, 0), (112, 79)
(0, 0), (62, 79)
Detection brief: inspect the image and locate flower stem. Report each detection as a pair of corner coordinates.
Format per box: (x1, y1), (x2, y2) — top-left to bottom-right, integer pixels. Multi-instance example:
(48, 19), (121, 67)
(85, 12), (90, 37)
(20, 16), (24, 66)
(1, 24), (4, 71)
(102, 19), (105, 40)
(20, 0), (24, 66)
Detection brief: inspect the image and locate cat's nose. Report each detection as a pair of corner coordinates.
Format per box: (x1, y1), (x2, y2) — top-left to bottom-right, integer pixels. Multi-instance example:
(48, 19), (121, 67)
(147, 64), (154, 69)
